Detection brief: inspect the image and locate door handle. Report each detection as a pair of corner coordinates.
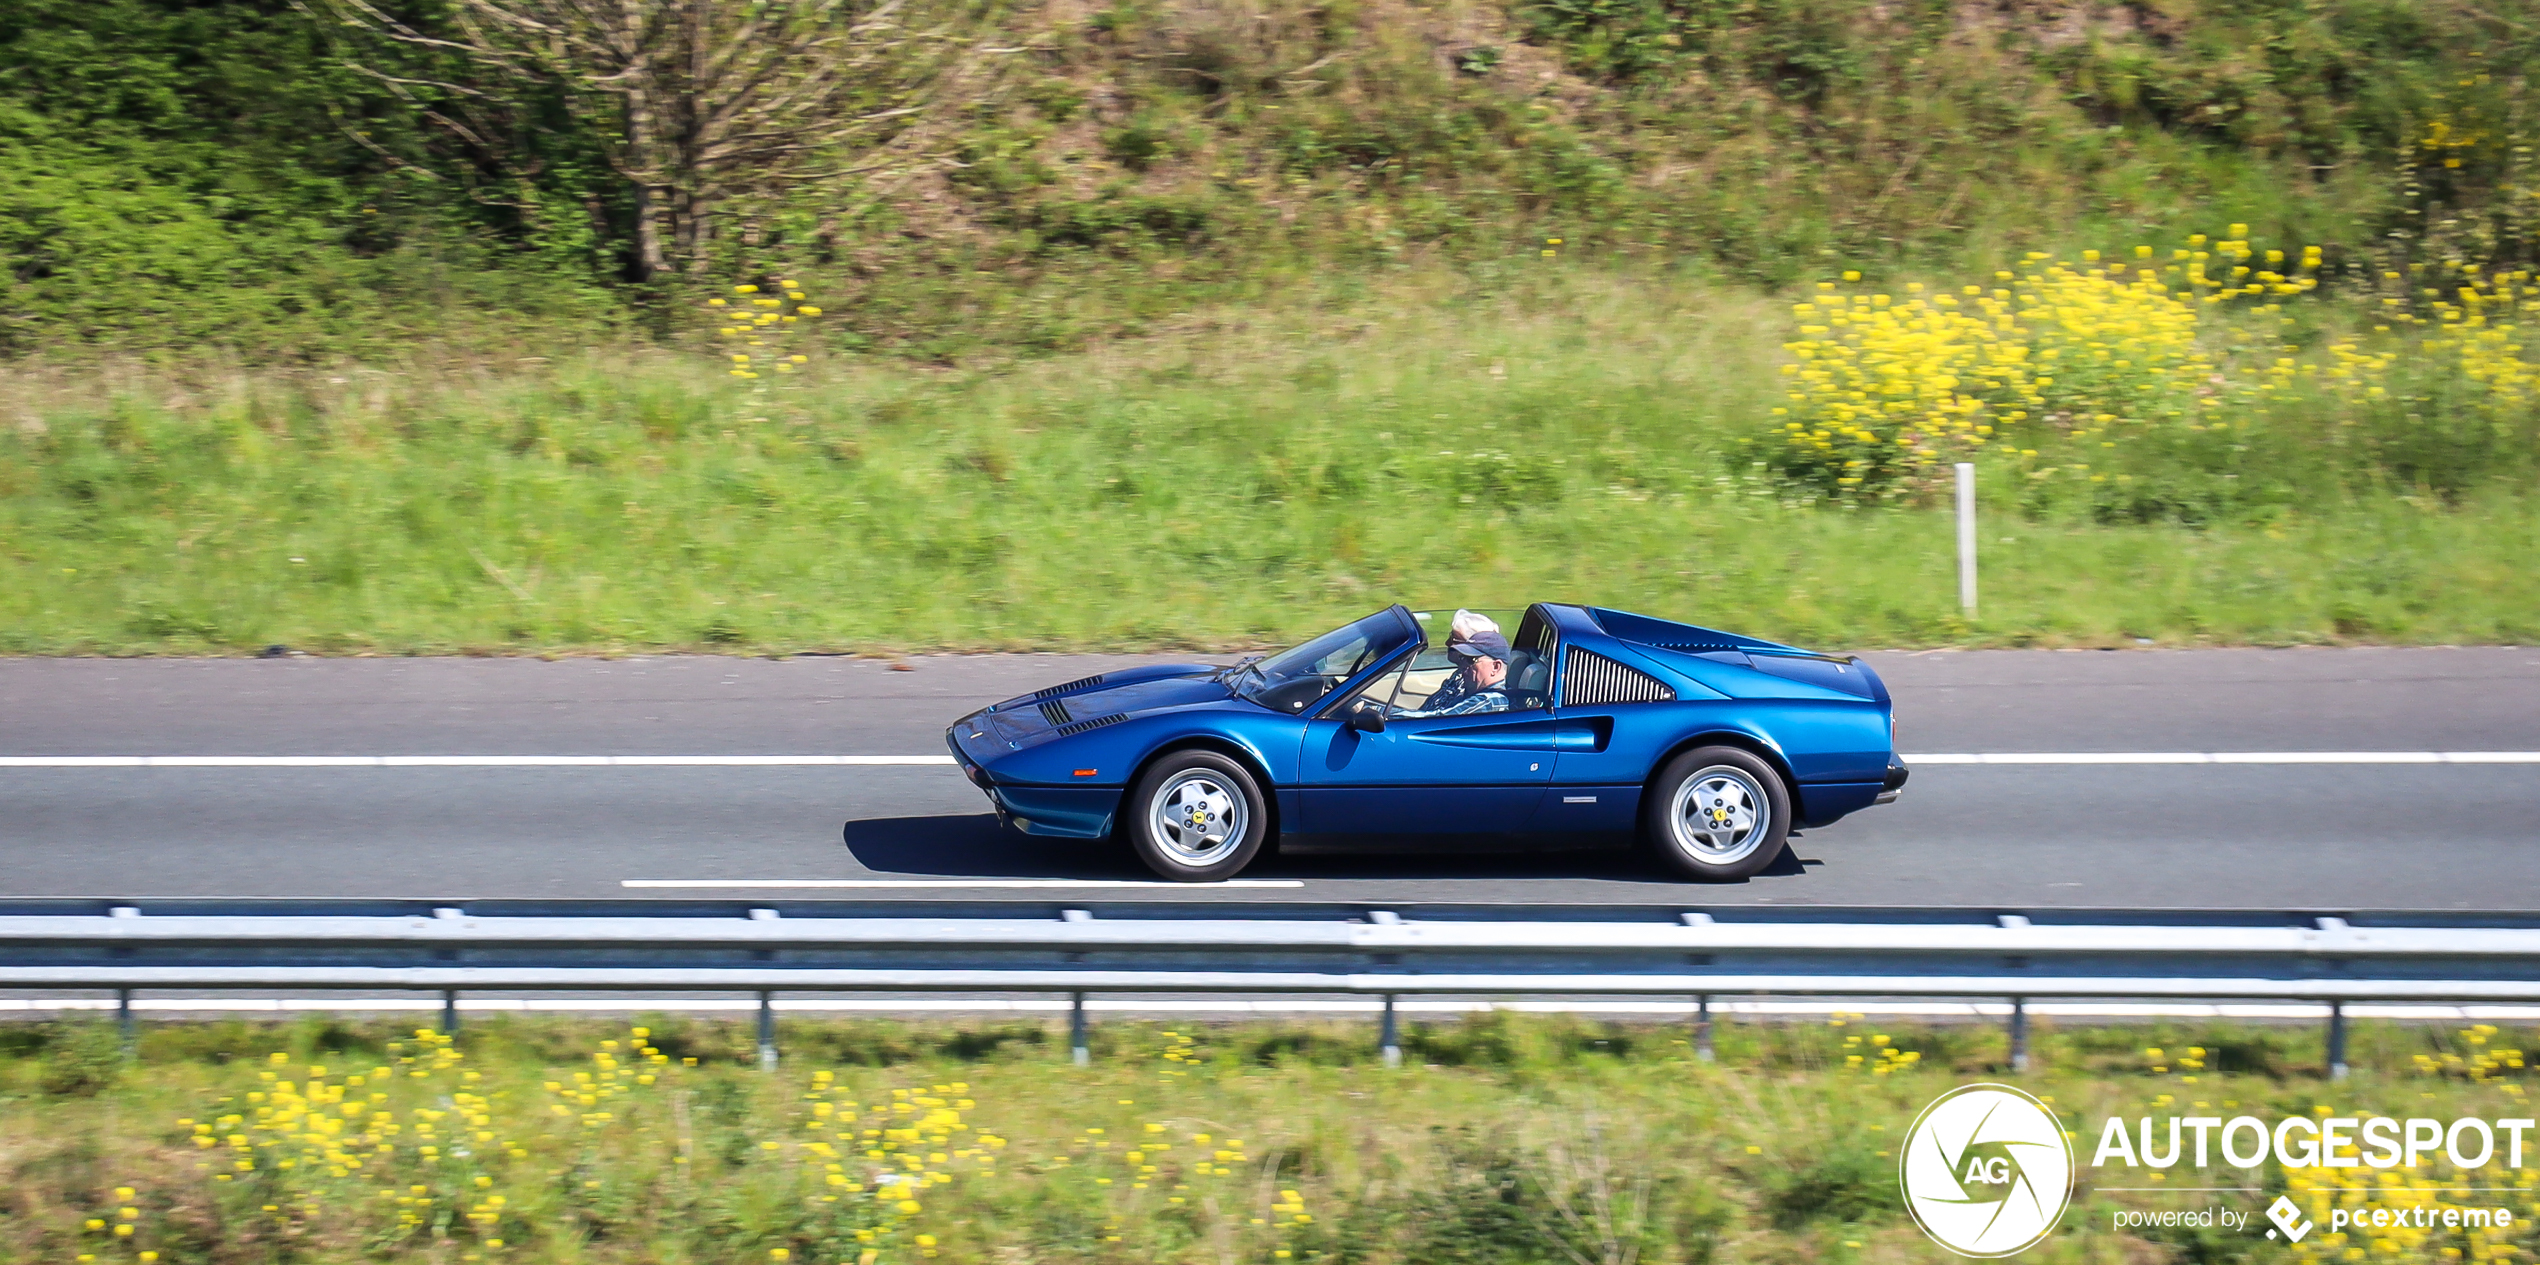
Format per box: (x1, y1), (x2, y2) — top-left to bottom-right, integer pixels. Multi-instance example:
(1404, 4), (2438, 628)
(1553, 718), (1610, 752)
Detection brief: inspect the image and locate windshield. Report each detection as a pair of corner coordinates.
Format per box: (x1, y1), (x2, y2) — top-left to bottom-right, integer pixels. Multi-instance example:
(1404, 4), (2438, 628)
(1234, 606), (1417, 715)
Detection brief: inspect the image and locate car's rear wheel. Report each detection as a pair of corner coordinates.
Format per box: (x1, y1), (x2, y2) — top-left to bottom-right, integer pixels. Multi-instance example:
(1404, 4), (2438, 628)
(1125, 751), (1269, 881)
(1645, 746), (1790, 882)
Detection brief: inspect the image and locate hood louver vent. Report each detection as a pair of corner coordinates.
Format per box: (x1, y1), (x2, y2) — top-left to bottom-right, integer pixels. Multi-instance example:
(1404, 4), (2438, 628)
(1034, 673), (1107, 701)
(1053, 712), (1127, 738)
(1563, 648), (1675, 706)
(1038, 698), (1074, 726)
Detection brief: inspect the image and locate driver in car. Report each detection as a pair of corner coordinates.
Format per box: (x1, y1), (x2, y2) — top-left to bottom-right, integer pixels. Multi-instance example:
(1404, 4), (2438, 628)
(1407, 611), (1513, 717)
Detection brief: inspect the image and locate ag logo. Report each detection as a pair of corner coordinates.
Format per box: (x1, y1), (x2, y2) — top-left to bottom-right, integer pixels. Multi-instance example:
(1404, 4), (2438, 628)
(1900, 1084), (2073, 1257)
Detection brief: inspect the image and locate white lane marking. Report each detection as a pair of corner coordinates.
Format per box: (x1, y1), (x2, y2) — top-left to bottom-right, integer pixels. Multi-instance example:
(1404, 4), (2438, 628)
(0, 755), (958, 768)
(1907, 752), (2540, 764)
(619, 879), (1306, 890)
(8, 996), (2539, 1020)
(6, 752), (2537, 768)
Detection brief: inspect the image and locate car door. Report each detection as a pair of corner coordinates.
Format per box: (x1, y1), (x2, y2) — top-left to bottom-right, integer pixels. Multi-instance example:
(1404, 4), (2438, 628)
(1294, 644), (1563, 834)
(1536, 635), (1701, 833)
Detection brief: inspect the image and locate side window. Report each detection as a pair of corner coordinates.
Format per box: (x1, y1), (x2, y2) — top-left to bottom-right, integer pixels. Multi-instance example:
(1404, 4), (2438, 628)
(1337, 660), (1411, 717)
(1389, 647), (1461, 713)
(1508, 608), (1558, 710)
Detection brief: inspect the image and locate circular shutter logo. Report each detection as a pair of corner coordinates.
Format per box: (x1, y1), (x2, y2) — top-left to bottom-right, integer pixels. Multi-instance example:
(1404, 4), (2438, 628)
(1900, 1084), (2073, 1257)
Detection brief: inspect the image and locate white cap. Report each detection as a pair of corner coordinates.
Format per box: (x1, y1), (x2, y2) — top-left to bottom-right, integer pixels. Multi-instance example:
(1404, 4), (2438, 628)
(1449, 609), (1501, 642)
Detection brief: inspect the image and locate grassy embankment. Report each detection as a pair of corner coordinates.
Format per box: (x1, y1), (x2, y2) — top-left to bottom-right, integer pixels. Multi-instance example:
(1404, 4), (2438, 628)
(6, 0), (2538, 654)
(4, 263), (2536, 656)
(2, 1012), (2532, 1265)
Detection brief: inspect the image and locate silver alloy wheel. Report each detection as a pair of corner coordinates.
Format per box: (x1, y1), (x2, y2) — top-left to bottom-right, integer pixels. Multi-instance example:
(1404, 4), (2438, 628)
(1149, 770), (1247, 867)
(1668, 766), (1770, 865)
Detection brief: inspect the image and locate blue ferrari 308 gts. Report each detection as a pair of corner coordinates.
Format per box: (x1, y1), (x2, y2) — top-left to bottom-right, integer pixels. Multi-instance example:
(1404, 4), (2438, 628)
(944, 603), (1907, 881)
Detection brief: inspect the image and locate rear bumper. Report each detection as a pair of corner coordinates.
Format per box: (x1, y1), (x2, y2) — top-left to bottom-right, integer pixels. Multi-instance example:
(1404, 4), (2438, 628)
(1875, 756), (1910, 804)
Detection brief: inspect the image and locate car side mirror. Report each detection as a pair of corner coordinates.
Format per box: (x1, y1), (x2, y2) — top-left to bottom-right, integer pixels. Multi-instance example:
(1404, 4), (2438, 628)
(1348, 700), (1386, 734)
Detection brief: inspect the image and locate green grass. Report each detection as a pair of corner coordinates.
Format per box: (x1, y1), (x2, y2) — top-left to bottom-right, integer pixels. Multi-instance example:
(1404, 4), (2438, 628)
(5, 272), (2535, 655)
(4, 1011), (2535, 1265)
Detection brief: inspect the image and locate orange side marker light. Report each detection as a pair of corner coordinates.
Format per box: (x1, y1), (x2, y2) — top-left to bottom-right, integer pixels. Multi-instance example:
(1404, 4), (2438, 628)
(1074, 769), (1099, 777)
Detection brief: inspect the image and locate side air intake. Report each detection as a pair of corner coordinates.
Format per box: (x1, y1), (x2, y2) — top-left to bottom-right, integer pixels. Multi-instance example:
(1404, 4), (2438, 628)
(1053, 713), (1128, 737)
(1034, 673), (1107, 701)
(1563, 648), (1675, 706)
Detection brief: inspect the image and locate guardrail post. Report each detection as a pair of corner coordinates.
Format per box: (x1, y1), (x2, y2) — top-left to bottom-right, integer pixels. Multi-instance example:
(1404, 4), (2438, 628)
(2007, 997), (2029, 1073)
(1380, 995), (1401, 1068)
(1069, 992), (1090, 1066)
(116, 988), (135, 1057)
(2326, 1002), (2348, 1081)
(757, 992), (779, 1071)
(440, 990), (459, 1039)
(1694, 994), (1714, 1062)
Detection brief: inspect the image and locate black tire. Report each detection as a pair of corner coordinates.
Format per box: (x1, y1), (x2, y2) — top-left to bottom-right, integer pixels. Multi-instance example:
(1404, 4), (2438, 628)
(1644, 746), (1792, 882)
(1123, 750), (1271, 881)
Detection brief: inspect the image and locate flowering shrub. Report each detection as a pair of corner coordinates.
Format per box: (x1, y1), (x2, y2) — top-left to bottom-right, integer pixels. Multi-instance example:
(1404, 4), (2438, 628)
(1767, 233), (2537, 508)
(154, 1028), (990, 1265)
(711, 282), (825, 379)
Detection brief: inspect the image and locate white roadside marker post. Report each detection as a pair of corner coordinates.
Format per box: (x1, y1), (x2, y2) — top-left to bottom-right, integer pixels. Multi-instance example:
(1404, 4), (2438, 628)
(1955, 462), (1978, 615)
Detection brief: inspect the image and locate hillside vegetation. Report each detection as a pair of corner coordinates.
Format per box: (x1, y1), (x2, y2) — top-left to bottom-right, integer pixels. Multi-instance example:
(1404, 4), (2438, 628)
(4, 0), (2538, 653)
(4, 0), (2536, 360)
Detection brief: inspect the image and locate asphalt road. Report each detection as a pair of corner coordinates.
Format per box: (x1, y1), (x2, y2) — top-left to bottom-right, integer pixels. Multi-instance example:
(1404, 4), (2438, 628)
(4, 646), (2538, 908)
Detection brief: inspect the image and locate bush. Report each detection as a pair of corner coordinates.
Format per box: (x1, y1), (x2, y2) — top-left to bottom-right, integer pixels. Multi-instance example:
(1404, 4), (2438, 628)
(38, 1019), (122, 1097)
(1762, 232), (2538, 518)
(1760, 1140), (1899, 1229)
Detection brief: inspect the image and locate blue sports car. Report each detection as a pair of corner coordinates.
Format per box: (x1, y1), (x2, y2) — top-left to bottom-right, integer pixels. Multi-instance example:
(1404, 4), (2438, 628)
(944, 603), (1907, 881)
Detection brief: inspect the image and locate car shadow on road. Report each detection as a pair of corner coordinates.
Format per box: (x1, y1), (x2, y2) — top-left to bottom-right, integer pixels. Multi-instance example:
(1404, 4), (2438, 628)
(842, 813), (1131, 879)
(843, 814), (1819, 884)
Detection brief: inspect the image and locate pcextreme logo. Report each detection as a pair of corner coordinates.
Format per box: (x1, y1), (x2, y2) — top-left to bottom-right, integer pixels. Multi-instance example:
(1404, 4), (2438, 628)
(1901, 1084), (2075, 1257)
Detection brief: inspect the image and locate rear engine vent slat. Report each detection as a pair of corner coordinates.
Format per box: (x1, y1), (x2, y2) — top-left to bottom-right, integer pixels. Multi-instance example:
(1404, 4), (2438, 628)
(1563, 648), (1675, 706)
(1034, 673), (1107, 700)
(1053, 713), (1128, 737)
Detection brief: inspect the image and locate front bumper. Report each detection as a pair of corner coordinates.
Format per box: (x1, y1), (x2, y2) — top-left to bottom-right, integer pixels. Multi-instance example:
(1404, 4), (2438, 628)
(946, 722), (995, 788)
(945, 722), (1117, 839)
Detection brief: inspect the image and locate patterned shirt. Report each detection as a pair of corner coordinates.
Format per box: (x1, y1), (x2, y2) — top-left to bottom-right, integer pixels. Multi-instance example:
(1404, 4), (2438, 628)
(1414, 689), (1510, 717)
(1401, 671), (1510, 718)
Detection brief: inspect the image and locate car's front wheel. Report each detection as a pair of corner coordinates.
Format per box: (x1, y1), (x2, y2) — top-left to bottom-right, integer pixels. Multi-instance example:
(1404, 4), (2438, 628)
(1124, 750), (1270, 881)
(1645, 746), (1791, 882)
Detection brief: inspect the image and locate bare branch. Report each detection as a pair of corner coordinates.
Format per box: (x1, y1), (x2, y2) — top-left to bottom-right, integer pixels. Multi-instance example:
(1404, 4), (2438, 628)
(317, 0), (974, 278)
(332, 116), (444, 179)
(341, 63), (495, 99)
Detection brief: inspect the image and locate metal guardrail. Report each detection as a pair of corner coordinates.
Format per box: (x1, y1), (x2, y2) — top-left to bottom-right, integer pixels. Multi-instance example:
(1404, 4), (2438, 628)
(4, 899), (2536, 1075)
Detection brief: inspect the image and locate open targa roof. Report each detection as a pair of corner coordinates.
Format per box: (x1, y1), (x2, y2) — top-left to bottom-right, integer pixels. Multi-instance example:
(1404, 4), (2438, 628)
(1584, 607), (1800, 653)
